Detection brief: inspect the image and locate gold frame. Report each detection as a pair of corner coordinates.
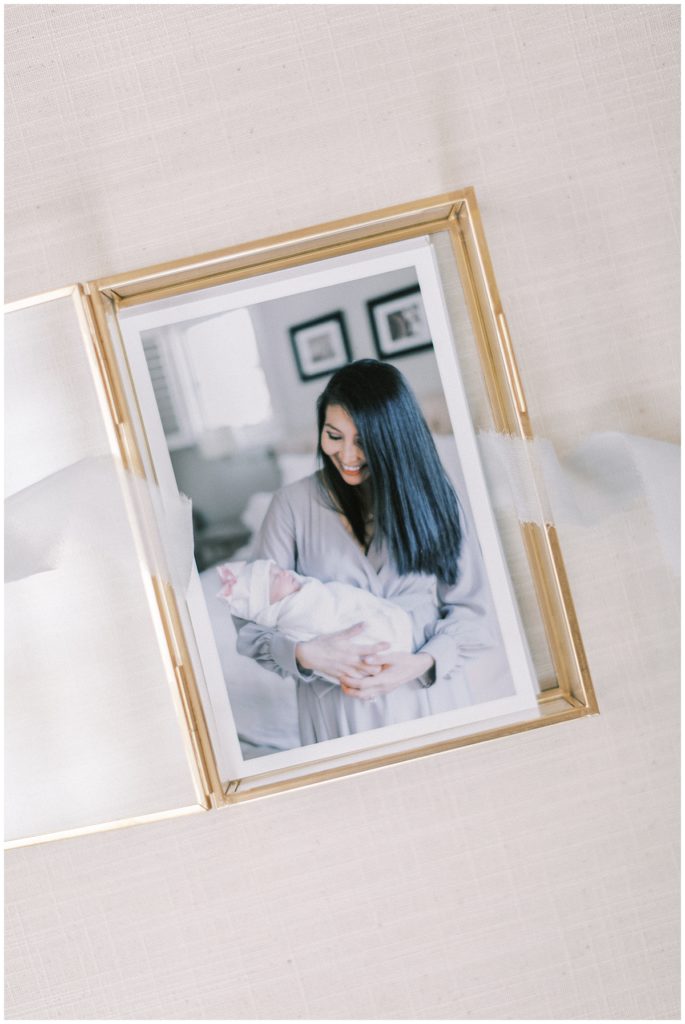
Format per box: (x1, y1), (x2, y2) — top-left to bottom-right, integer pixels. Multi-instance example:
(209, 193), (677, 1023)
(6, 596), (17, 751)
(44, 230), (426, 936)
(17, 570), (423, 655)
(7, 189), (598, 838)
(88, 186), (598, 805)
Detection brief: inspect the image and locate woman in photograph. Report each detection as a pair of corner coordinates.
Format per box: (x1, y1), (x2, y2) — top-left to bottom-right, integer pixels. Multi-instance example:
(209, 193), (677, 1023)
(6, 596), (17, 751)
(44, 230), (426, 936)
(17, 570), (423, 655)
(234, 358), (496, 745)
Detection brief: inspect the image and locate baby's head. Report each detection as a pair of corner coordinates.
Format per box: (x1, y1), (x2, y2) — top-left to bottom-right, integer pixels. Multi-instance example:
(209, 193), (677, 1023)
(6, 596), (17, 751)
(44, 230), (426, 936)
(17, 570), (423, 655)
(268, 563), (301, 603)
(217, 558), (301, 620)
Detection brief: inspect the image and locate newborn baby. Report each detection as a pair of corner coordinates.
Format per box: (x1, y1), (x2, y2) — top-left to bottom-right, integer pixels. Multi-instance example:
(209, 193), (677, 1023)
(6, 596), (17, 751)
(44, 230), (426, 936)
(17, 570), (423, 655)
(217, 558), (413, 682)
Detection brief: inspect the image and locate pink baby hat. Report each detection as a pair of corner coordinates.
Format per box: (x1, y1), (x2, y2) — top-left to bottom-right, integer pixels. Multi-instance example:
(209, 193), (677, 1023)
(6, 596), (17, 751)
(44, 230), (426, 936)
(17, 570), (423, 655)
(216, 559), (273, 620)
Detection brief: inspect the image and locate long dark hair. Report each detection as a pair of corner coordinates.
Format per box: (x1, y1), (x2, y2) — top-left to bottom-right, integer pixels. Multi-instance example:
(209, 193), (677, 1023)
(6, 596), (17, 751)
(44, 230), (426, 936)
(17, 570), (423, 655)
(316, 359), (462, 584)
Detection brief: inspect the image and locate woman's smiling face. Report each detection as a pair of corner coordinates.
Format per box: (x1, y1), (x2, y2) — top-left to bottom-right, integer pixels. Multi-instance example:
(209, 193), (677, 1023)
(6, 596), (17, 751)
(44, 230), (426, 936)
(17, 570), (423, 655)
(320, 405), (370, 486)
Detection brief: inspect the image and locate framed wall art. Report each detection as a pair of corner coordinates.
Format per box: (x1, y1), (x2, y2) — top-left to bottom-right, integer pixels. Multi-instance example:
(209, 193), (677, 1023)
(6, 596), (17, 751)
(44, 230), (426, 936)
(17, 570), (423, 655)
(367, 284), (432, 359)
(289, 311), (351, 381)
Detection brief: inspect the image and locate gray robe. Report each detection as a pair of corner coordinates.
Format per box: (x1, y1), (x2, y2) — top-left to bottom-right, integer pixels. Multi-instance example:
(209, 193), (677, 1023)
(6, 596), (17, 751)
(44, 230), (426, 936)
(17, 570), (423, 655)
(234, 473), (501, 745)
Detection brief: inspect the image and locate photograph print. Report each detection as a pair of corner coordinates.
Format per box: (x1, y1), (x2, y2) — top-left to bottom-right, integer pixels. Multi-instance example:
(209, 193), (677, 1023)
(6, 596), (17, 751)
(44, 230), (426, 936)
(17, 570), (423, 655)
(118, 239), (539, 783)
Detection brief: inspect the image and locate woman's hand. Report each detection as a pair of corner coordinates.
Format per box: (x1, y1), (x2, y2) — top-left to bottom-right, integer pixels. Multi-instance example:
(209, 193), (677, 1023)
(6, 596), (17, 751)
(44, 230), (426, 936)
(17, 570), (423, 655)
(295, 623), (390, 683)
(340, 650), (435, 700)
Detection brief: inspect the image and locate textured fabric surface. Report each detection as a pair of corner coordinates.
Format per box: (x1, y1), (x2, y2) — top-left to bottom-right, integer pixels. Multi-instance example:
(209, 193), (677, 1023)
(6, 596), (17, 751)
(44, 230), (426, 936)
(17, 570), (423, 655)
(4, 4), (679, 1020)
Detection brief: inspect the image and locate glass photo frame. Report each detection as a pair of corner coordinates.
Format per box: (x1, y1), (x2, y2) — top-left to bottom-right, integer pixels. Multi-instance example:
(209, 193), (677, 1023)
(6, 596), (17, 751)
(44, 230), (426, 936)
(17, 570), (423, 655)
(6, 189), (598, 841)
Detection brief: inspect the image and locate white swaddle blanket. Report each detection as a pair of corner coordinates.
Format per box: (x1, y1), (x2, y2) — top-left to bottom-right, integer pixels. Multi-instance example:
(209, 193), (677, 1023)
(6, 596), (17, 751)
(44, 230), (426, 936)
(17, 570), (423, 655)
(217, 559), (413, 684)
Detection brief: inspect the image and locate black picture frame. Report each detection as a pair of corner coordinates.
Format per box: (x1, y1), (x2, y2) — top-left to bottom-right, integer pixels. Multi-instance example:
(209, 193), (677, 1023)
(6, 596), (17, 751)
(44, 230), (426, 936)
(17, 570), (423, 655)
(289, 311), (352, 382)
(367, 285), (433, 360)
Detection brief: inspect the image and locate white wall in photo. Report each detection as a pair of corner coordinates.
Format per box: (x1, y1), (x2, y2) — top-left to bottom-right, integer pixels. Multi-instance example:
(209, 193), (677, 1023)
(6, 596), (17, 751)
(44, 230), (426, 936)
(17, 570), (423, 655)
(251, 265), (440, 442)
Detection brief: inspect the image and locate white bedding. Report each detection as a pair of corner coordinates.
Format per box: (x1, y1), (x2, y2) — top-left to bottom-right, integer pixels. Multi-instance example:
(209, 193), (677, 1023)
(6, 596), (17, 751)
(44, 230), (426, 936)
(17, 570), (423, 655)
(199, 566), (300, 755)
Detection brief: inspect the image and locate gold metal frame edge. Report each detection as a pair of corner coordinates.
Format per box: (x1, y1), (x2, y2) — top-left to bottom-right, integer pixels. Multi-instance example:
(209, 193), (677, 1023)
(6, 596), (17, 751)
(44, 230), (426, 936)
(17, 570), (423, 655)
(4, 285), (78, 312)
(223, 699), (593, 803)
(80, 286), (227, 809)
(5, 804), (206, 850)
(92, 190), (470, 298)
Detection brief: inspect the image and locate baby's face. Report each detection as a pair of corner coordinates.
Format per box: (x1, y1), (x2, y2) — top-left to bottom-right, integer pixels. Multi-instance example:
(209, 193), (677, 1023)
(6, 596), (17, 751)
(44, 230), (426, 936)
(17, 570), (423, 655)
(268, 565), (301, 604)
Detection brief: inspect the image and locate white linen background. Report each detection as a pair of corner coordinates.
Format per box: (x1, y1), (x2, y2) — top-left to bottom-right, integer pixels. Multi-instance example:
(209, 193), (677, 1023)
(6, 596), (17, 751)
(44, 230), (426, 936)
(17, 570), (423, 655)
(4, 5), (679, 1020)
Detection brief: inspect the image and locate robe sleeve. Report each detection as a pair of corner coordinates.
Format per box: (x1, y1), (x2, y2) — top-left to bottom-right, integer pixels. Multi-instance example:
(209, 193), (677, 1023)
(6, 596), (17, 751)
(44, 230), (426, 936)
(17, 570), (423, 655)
(417, 500), (497, 683)
(233, 487), (313, 681)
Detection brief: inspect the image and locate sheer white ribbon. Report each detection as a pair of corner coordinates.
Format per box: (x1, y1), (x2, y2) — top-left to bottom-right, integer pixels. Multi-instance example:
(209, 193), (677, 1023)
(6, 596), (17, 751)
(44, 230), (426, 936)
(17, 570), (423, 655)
(477, 431), (680, 576)
(5, 455), (194, 590)
(5, 433), (679, 588)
